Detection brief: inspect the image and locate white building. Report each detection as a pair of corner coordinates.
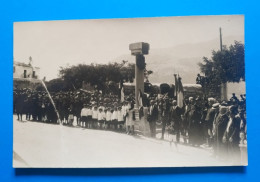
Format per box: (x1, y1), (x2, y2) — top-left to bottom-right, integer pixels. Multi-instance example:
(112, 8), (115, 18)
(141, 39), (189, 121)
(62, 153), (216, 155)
(13, 61), (40, 80)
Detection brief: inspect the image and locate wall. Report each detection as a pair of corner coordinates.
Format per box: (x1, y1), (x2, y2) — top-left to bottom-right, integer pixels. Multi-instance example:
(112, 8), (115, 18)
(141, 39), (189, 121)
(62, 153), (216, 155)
(13, 64), (40, 79)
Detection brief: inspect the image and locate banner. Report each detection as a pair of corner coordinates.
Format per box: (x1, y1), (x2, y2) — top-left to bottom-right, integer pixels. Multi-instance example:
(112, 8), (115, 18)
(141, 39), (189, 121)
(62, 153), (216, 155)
(177, 76), (184, 108)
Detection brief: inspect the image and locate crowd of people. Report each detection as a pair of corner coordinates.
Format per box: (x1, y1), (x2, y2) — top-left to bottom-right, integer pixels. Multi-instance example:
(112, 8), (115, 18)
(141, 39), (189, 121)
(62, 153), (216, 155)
(13, 88), (137, 134)
(13, 87), (247, 164)
(154, 93), (247, 164)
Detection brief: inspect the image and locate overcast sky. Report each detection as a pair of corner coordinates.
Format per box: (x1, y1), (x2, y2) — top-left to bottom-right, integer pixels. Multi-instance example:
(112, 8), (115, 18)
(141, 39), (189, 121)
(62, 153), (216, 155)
(14, 15), (244, 80)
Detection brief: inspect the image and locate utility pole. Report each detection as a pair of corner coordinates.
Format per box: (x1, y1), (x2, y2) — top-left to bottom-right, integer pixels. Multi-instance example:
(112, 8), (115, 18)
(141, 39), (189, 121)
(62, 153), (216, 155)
(219, 27), (227, 101)
(220, 27), (223, 51)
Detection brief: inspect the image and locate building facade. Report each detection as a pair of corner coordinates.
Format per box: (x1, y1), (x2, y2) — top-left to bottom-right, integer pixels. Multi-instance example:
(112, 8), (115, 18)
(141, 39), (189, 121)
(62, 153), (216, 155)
(13, 61), (40, 79)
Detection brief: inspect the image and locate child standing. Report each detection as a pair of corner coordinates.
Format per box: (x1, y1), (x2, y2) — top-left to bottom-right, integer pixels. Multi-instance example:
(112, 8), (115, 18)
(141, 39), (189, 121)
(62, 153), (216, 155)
(68, 107), (74, 126)
(92, 106), (98, 129)
(111, 106), (118, 130)
(126, 104), (135, 135)
(105, 107), (112, 130)
(87, 105), (93, 128)
(97, 108), (104, 129)
(80, 104), (88, 128)
(117, 106), (124, 132)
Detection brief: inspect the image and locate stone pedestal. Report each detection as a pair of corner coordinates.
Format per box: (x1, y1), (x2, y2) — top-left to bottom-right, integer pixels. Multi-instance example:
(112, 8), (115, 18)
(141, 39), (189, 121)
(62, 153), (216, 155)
(134, 107), (150, 136)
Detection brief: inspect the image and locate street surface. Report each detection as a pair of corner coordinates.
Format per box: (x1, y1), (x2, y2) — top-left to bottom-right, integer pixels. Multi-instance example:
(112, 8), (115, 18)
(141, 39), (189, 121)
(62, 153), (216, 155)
(13, 116), (227, 168)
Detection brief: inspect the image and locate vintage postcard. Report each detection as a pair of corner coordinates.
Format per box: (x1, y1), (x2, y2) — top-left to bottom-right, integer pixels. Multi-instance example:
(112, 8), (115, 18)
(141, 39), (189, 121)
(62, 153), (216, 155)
(13, 15), (246, 167)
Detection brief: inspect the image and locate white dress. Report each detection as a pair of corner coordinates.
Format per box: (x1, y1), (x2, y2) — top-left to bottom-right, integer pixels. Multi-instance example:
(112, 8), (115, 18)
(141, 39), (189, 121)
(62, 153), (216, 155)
(126, 109), (134, 126)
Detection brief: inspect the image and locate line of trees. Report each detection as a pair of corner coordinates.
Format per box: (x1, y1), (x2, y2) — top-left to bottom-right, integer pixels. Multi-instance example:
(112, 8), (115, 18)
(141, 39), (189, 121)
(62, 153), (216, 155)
(46, 60), (153, 93)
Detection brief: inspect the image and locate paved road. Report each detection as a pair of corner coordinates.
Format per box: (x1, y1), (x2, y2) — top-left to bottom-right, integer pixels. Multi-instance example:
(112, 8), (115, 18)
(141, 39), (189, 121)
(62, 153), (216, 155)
(13, 116), (227, 168)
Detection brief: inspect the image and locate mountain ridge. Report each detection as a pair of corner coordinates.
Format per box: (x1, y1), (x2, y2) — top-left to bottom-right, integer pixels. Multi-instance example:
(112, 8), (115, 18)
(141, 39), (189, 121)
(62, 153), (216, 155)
(113, 35), (244, 84)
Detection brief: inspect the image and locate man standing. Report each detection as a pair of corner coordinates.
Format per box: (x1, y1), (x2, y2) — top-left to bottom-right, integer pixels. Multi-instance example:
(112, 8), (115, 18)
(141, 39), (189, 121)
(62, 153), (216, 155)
(148, 100), (158, 138)
(186, 97), (202, 146)
(213, 104), (229, 159)
(205, 98), (217, 146)
(169, 100), (183, 143)
(161, 98), (171, 140)
(223, 106), (241, 164)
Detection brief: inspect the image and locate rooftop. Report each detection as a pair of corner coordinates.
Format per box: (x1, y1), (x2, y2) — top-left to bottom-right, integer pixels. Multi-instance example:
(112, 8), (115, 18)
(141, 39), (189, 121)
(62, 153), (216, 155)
(14, 61), (40, 69)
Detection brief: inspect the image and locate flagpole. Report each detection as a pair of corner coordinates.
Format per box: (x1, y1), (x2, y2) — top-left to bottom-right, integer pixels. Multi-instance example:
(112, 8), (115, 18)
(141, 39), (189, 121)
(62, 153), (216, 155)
(41, 80), (61, 124)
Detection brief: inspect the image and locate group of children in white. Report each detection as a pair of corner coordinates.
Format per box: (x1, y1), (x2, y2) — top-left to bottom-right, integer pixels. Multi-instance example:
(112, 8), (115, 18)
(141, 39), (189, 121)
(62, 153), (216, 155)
(68, 101), (136, 134)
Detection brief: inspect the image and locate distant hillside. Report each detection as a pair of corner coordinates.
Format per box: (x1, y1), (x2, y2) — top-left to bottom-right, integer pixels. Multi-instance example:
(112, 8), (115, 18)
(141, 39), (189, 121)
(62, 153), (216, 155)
(113, 36), (244, 84)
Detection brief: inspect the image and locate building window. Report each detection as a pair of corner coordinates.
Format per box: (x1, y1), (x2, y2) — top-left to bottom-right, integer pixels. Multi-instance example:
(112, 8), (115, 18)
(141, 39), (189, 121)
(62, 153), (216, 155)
(24, 70), (27, 78)
(13, 66), (15, 73)
(33, 71), (35, 78)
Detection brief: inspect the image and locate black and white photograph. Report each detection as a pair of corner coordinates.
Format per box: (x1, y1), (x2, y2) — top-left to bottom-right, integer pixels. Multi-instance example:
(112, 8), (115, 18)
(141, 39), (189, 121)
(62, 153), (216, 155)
(13, 15), (247, 168)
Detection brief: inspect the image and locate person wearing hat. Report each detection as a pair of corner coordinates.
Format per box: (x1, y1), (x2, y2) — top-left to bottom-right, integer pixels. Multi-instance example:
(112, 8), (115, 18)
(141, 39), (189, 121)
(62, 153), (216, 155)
(160, 98), (171, 140)
(185, 97), (202, 146)
(148, 100), (159, 138)
(212, 104), (229, 159)
(205, 98), (217, 147)
(169, 100), (183, 143)
(222, 105), (241, 164)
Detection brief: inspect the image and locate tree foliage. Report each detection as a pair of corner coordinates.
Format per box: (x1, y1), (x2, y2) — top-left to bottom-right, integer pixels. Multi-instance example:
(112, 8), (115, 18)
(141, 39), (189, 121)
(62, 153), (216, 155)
(57, 60), (135, 92)
(198, 41), (245, 85)
(46, 59), (153, 93)
(46, 78), (69, 92)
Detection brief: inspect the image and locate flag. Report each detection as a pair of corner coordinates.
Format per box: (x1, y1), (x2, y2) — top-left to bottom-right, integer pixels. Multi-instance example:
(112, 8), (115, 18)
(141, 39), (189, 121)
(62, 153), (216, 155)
(177, 76), (184, 108)
(119, 80), (124, 102)
(138, 89), (143, 108)
(174, 74), (178, 97)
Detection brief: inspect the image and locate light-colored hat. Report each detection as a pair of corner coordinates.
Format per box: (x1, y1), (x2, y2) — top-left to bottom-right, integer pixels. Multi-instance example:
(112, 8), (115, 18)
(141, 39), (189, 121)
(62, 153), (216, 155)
(212, 103), (220, 108)
(208, 97), (215, 102)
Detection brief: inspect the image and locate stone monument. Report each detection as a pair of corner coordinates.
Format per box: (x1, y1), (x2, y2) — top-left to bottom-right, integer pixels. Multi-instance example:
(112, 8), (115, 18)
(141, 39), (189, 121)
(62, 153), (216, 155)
(129, 42), (150, 136)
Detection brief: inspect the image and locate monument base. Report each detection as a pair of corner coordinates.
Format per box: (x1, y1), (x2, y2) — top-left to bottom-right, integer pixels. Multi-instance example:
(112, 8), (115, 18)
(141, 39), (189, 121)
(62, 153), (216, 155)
(134, 107), (150, 137)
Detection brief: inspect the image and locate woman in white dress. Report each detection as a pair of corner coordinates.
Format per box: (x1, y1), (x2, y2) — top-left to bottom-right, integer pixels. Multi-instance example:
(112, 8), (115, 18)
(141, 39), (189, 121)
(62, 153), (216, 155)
(126, 104), (135, 135)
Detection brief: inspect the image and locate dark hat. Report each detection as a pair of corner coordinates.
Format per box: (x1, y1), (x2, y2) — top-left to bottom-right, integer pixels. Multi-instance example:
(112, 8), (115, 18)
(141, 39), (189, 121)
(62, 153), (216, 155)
(229, 105), (238, 114)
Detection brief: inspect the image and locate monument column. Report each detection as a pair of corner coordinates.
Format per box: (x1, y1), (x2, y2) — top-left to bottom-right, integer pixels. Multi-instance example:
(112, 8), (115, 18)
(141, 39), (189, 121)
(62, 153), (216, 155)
(134, 54), (145, 108)
(129, 42), (150, 136)
(129, 42), (149, 110)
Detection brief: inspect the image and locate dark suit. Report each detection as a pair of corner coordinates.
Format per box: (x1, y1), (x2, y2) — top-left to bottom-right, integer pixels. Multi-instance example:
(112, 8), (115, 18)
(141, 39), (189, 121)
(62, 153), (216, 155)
(187, 104), (202, 145)
(161, 101), (171, 139)
(223, 115), (241, 163)
(169, 105), (183, 142)
(205, 107), (217, 146)
(214, 113), (229, 158)
(148, 104), (158, 138)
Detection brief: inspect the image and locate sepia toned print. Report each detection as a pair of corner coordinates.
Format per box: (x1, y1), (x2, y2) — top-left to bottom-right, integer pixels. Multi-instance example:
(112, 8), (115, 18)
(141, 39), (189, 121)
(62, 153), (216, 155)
(13, 15), (246, 167)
